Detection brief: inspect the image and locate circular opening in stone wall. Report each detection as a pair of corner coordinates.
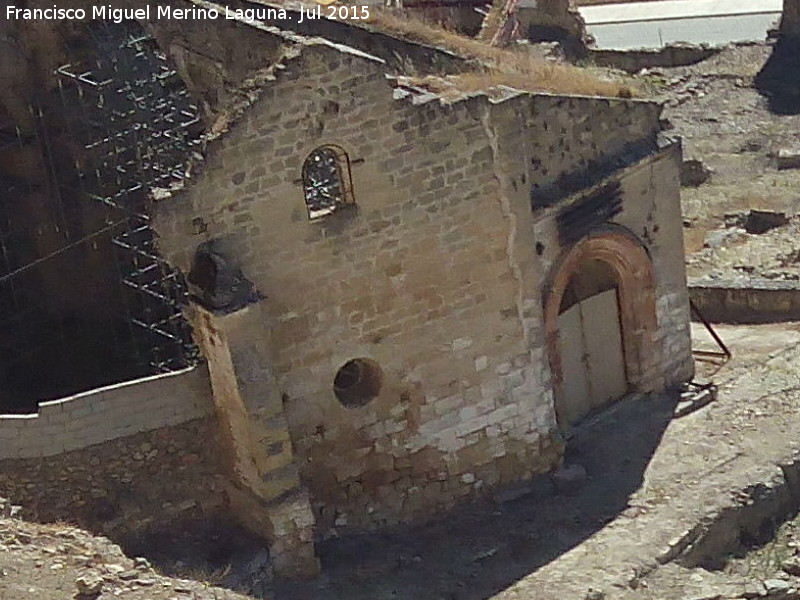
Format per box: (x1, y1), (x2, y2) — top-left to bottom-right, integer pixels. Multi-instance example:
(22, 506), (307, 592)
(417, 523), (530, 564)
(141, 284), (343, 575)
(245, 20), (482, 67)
(333, 358), (383, 408)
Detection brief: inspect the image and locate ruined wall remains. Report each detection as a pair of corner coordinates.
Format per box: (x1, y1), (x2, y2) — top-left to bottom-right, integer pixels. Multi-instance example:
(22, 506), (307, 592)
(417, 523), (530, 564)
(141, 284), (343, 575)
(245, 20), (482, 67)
(154, 36), (691, 537)
(0, 418), (229, 539)
(689, 278), (800, 324)
(517, 0), (590, 48)
(589, 44), (722, 74)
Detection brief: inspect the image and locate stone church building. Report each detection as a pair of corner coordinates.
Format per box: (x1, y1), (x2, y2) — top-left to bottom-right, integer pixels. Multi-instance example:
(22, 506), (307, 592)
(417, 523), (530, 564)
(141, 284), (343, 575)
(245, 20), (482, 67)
(154, 2), (694, 554)
(0, 1), (693, 577)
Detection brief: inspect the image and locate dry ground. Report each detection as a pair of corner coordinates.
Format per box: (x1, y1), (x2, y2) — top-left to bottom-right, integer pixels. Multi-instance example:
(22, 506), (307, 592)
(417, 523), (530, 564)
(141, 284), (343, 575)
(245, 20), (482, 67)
(633, 43), (800, 281)
(0, 510), (255, 600)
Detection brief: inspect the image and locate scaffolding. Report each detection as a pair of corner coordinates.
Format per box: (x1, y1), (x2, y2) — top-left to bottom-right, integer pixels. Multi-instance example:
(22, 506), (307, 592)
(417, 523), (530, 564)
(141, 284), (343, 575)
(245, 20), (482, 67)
(52, 21), (203, 375)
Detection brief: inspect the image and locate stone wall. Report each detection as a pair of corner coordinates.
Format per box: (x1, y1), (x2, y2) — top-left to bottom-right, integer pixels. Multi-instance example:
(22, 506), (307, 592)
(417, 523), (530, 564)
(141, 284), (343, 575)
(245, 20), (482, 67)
(0, 366), (214, 459)
(527, 142), (694, 392)
(153, 36), (690, 537)
(0, 417), (230, 539)
(589, 44), (721, 74)
(0, 365), (229, 543)
(689, 278), (800, 324)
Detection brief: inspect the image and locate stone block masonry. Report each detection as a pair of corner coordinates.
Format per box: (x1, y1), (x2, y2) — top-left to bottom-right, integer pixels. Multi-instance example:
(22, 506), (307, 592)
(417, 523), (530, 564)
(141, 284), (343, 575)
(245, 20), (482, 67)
(189, 304), (320, 578)
(0, 366), (241, 558)
(689, 277), (800, 324)
(152, 34), (691, 542)
(0, 417), (230, 541)
(0, 366), (215, 460)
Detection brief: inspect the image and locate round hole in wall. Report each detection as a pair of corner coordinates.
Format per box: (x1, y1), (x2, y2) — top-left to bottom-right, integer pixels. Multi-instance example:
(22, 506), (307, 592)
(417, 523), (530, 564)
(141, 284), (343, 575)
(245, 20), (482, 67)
(333, 358), (383, 408)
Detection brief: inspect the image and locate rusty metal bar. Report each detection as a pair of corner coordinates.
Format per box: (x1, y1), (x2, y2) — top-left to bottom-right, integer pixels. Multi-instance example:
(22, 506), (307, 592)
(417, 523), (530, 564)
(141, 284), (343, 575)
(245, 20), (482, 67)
(690, 298), (732, 360)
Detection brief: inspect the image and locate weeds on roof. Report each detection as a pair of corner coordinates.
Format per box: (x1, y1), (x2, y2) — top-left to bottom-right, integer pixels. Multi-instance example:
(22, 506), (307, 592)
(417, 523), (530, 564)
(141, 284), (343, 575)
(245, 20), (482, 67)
(365, 10), (639, 98)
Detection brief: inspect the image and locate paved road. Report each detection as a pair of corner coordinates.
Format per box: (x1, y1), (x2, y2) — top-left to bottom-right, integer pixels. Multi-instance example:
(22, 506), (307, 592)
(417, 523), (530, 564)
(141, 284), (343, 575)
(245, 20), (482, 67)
(578, 0), (782, 50)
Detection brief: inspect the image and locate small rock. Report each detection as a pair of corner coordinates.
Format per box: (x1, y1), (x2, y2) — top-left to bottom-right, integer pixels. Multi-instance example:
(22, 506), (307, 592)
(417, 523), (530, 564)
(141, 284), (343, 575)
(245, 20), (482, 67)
(585, 588), (605, 600)
(680, 159), (712, 187)
(743, 579), (766, 597)
(739, 139), (763, 153)
(105, 563), (127, 575)
(777, 148), (800, 170)
(704, 228), (746, 250)
(75, 573), (103, 597)
(16, 532), (32, 544)
(783, 555), (800, 576)
(764, 578), (791, 593)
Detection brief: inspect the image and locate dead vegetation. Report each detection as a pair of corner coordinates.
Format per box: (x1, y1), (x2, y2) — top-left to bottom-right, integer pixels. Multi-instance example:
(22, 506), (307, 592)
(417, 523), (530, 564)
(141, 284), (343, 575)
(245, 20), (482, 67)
(405, 61), (636, 100)
(365, 10), (639, 98)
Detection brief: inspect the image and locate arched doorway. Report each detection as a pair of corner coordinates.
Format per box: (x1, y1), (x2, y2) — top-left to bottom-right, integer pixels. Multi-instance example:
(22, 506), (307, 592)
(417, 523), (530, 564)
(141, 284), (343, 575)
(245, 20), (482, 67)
(544, 228), (659, 431)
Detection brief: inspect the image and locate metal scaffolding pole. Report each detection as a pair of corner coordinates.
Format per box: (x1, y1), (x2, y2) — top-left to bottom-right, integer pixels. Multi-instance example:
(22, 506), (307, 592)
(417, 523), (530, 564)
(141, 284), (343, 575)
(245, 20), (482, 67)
(53, 21), (202, 375)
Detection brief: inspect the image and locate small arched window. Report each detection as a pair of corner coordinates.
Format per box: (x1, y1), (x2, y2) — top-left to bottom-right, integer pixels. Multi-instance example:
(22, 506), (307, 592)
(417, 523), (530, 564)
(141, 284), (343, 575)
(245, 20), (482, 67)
(301, 145), (354, 219)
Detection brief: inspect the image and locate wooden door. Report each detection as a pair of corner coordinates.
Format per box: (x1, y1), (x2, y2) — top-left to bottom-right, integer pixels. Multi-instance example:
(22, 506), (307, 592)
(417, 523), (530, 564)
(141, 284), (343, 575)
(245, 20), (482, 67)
(556, 288), (627, 429)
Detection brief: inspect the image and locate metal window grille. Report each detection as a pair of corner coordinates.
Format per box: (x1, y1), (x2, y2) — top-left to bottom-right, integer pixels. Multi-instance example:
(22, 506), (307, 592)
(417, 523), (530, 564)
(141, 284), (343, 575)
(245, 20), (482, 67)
(301, 145), (354, 219)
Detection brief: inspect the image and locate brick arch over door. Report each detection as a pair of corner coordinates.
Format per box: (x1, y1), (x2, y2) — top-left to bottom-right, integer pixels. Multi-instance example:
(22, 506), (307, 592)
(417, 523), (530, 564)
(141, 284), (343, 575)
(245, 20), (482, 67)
(543, 227), (660, 424)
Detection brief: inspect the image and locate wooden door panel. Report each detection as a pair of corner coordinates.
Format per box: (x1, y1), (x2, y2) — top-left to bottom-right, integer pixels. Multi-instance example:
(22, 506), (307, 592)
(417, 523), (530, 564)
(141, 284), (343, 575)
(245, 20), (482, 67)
(581, 288), (627, 410)
(556, 303), (591, 428)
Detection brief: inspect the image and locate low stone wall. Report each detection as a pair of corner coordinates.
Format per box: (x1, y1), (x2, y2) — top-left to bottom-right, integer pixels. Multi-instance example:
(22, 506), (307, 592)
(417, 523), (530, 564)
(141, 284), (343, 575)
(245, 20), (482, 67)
(0, 366), (215, 459)
(0, 417), (230, 538)
(589, 44), (721, 73)
(689, 278), (800, 323)
(0, 365), (231, 547)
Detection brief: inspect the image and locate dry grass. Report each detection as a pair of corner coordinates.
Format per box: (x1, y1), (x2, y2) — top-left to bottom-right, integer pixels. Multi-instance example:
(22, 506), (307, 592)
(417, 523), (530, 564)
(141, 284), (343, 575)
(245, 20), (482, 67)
(365, 10), (639, 98)
(406, 61), (635, 101)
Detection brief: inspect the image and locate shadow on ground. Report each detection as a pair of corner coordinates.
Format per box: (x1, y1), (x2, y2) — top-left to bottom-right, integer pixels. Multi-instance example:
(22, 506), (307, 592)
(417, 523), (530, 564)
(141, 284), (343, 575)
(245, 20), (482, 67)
(274, 392), (679, 600)
(755, 36), (800, 115)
